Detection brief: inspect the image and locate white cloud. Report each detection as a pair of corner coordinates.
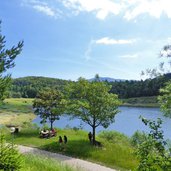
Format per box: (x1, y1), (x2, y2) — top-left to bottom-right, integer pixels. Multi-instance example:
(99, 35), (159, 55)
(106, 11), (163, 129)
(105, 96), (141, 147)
(33, 5), (55, 17)
(21, 0), (63, 18)
(124, 0), (163, 20)
(120, 54), (139, 59)
(95, 37), (136, 45)
(61, 0), (171, 20)
(84, 40), (95, 61)
(61, 0), (123, 20)
(22, 0), (171, 21)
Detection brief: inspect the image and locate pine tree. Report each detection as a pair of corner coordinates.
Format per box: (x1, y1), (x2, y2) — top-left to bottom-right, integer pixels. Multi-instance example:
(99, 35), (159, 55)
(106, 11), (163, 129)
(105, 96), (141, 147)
(0, 21), (23, 101)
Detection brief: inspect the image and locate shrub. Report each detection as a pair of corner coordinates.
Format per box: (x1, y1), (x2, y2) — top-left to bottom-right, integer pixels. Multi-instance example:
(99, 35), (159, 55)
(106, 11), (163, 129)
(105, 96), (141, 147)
(0, 133), (23, 170)
(130, 131), (148, 147)
(135, 117), (171, 171)
(98, 130), (129, 144)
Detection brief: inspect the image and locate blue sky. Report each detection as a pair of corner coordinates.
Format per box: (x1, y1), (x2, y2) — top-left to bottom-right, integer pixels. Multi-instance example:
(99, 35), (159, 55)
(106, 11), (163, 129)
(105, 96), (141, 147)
(1, 0), (171, 81)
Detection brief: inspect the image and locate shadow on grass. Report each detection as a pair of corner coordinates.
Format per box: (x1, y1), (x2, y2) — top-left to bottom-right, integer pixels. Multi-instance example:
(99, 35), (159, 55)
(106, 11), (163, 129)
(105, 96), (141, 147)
(39, 139), (95, 159)
(14, 130), (38, 139)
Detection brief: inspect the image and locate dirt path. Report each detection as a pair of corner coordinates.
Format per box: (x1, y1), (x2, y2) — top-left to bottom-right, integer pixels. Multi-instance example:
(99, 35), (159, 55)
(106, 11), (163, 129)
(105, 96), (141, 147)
(18, 145), (118, 171)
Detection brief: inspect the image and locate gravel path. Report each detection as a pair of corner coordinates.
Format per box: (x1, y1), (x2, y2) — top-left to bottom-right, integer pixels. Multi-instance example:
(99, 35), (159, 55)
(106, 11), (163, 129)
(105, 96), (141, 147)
(18, 145), (118, 171)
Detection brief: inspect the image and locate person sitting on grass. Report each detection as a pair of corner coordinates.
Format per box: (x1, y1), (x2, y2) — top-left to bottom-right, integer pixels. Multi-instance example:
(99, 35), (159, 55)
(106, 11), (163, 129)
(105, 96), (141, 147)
(40, 129), (49, 138)
(50, 128), (56, 137)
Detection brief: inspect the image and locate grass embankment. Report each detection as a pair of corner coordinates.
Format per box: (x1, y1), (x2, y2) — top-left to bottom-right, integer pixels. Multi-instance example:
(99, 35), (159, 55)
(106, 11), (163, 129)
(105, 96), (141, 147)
(122, 96), (159, 107)
(21, 154), (75, 171)
(2, 127), (138, 171)
(0, 98), (35, 126)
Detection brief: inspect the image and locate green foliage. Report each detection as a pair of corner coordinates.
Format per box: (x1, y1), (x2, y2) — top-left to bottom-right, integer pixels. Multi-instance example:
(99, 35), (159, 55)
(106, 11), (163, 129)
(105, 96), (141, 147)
(130, 131), (148, 147)
(66, 77), (121, 144)
(0, 21), (23, 101)
(98, 130), (130, 145)
(10, 76), (71, 98)
(33, 88), (66, 129)
(0, 133), (23, 170)
(10, 73), (171, 99)
(109, 74), (171, 98)
(135, 117), (171, 171)
(158, 81), (171, 117)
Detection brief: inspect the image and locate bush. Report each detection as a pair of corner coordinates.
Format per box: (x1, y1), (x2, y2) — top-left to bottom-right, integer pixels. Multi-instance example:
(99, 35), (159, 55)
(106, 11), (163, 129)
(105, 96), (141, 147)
(0, 133), (23, 170)
(135, 117), (171, 171)
(130, 131), (148, 147)
(98, 130), (130, 144)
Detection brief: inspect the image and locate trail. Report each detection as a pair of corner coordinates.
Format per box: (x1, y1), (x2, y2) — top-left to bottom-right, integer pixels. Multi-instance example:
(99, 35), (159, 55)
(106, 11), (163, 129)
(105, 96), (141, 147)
(18, 145), (118, 171)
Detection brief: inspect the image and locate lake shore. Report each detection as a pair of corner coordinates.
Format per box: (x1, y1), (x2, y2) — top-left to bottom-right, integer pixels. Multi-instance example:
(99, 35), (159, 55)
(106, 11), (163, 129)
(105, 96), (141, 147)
(121, 96), (159, 108)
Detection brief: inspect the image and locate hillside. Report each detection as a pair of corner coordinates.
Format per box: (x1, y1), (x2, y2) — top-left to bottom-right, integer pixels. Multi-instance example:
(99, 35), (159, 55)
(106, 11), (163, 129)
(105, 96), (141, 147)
(9, 74), (171, 99)
(10, 76), (71, 98)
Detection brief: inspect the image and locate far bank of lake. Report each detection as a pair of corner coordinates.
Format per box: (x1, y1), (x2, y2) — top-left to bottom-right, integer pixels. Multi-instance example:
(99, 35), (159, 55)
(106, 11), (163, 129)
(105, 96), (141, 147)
(33, 106), (171, 140)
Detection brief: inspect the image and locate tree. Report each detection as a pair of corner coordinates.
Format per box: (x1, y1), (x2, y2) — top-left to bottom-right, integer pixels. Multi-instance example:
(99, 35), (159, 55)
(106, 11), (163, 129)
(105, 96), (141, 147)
(0, 21), (23, 101)
(150, 45), (171, 117)
(66, 77), (121, 145)
(158, 81), (171, 117)
(135, 117), (171, 171)
(33, 89), (66, 130)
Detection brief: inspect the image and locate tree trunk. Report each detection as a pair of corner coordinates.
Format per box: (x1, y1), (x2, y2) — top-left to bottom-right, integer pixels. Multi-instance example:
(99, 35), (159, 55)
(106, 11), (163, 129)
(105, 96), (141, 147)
(92, 115), (96, 145)
(92, 126), (96, 145)
(50, 120), (53, 130)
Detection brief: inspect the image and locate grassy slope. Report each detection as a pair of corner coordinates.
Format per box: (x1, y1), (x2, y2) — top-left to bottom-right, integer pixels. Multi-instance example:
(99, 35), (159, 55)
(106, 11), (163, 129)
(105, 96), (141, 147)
(0, 98), (35, 126)
(3, 127), (138, 171)
(1, 98), (139, 170)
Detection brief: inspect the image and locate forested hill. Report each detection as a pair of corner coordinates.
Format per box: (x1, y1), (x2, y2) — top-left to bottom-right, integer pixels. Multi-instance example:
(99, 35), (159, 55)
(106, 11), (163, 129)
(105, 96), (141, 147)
(9, 74), (171, 98)
(108, 73), (171, 98)
(10, 76), (71, 98)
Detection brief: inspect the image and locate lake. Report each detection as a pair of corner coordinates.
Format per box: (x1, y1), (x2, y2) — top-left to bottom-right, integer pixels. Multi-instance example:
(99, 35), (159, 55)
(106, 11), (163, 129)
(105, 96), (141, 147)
(33, 106), (171, 139)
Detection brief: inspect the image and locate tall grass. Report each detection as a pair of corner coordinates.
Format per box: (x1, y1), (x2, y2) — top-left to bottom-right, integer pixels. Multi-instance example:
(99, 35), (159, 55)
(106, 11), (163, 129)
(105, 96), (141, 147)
(21, 154), (75, 171)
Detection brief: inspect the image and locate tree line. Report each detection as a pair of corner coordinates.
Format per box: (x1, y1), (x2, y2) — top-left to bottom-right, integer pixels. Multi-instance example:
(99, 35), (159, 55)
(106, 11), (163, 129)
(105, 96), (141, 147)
(9, 76), (71, 98)
(9, 73), (171, 99)
(109, 74), (171, 98)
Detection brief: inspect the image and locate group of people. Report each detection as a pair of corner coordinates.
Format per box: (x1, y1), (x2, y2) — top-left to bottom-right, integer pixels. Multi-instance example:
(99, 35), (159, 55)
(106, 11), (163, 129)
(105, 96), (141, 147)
(59, 135), (67, 144)
(59, 135), (68, 150)
(40, 128), (56, 138)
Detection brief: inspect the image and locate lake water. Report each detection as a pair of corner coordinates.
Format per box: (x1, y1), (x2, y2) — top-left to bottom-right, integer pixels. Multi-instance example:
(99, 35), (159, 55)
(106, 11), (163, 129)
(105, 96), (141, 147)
(33, 107), (171, 139)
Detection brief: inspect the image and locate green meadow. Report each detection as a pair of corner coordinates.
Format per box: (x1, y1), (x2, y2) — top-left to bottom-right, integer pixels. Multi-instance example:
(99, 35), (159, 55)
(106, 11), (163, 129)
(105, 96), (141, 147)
(3, 126), (138, 171)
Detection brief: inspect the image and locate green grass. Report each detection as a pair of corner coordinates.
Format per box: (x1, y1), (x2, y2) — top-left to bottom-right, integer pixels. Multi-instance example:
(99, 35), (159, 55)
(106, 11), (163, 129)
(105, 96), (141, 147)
(21, 154), (76, 171)
(0, 98), (139, 170)
(0, 98), (35, 126)
(122, 96), (159, 107)
(3, 128), (138, 171)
